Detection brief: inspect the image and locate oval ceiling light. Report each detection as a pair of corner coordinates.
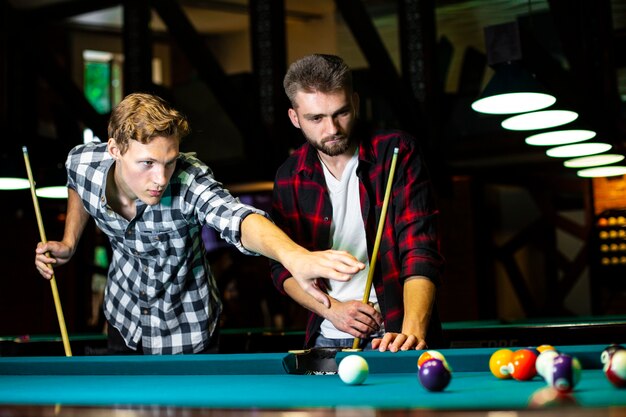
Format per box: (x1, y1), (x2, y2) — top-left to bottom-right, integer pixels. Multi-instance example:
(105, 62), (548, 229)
(36, 186), (68, 199)
(0, 177), (30, 190)
(546, 142), (612, 158)
(501, 110), (578, 131)
(472, 92), (556, 115)
(564, 154), (625, 168)
(471, 61), (556, 114)
(525, 129), (596, 146)
(577, 166), (626, 178)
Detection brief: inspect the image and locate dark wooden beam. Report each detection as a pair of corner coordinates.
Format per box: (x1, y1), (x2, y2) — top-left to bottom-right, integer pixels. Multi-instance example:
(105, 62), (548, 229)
(152, 0), (261, 144)
(249, 0), (289, 175)
(614, 28), (626, 67)
(123, 0), (152, 94)
(35, 43), (109, 142)
(398, 0), (437, 114)
(558, 244), (589, 301)
(494, 249), (539, 317)
(457, 47), (486, 97)
(1, 1), (106, 149)
(334, 0), (421, 135)
(1, 0), (10, 132)
(1, 2), (38, 138)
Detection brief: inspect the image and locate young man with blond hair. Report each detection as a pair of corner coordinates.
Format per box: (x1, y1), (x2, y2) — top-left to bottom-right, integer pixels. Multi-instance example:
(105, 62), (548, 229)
(35, 92), (364, 354)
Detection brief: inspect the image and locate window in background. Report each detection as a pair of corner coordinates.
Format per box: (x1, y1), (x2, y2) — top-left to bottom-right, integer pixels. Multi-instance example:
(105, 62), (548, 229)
(83, 49), (163, 115)
(83, 50), (123, 114)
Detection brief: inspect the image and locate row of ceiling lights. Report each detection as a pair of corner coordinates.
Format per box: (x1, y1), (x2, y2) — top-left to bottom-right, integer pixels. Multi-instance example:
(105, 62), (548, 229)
(471, 61), (625, 179)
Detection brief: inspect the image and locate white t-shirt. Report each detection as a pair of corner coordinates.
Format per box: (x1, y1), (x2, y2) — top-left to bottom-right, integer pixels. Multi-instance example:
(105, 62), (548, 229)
(319, 149), (380, 339)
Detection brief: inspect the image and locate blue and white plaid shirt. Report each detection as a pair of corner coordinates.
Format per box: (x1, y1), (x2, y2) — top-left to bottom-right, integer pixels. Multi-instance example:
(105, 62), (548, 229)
(66, 142), (266, 354)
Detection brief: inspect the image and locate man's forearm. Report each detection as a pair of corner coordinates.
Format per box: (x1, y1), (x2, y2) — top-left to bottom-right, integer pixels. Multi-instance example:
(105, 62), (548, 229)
(283, 278), (328, 317)
(242, 213), (365, 307)
(401, 277), (436, 338)
(240, 213), (306, 268)
(62, 188), (90, 254)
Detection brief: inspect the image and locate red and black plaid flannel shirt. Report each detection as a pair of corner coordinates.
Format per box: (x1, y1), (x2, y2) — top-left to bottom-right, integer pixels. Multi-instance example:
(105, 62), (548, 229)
(270, 128), (445, 347)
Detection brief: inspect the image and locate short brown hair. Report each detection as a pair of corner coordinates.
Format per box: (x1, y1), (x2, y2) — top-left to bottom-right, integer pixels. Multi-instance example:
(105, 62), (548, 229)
(108, 93), (190, 154)
(283, 54), (353, 107)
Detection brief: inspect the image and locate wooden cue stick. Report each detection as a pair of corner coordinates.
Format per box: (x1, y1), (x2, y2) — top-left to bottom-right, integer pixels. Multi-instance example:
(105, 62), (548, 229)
(352, 147), (399, 350)
(22, 146), (73, 357)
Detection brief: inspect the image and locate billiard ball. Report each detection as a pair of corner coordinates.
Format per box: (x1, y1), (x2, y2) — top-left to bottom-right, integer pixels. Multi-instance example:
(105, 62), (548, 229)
(601, 344), (625, 371)
(536, 344), (555, 353)
(418, 350), (448, 369)
(508, 348), (538, 381)
(605, 349), (626, 388)
(13, 334), (30, 343)
(489, 348), (513, 379)
(550, 354), (582, 393)
(536, 349), (560, 382)
(418, 358), (451, 392)
(338, 355), (369, 385)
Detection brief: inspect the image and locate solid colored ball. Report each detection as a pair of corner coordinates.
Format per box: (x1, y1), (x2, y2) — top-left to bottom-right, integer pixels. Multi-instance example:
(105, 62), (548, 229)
(536, 349), (560, 382)
(418, 350), (448, 369)
(605, 349), (626, 388)
(508, 348), (538, 381)
(489, 349), (513, 379)
(601, 344), (625, 371)
(338, 355), (369, 385)
(418, 358), (451, 392)
(550, 354), (582, 393)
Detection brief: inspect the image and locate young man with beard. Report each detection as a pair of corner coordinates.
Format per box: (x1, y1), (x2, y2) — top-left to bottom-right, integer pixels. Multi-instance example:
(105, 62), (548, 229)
(34, 92), (365, 355)
(270, 54), (445, 352)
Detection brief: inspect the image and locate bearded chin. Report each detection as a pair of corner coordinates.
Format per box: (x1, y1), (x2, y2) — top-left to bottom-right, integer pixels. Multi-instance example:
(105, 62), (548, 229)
(307, 136), (350, 157)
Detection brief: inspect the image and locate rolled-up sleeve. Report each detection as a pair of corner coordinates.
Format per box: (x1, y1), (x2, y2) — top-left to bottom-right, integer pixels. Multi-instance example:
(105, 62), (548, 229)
(182, 158), (270, 256)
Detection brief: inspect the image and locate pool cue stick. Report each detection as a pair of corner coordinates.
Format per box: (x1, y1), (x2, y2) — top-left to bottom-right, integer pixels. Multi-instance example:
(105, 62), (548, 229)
(22, 146), (73, 357)
(351, 147), (399, 350)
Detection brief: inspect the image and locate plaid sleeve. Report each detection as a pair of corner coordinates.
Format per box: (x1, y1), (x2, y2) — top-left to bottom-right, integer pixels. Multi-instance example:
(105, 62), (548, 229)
(179, 155), (269, 256)
(393, 135), (444, 285)
(65, 144), (86, 191)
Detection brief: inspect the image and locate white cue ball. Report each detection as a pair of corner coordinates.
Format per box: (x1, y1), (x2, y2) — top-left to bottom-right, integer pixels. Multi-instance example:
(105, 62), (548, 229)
(536, 349), (559, 381)
(338, 355), (369, 385)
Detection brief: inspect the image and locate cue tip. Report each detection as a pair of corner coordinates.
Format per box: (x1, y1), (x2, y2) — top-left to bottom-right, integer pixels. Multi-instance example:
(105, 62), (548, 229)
(393, 147), (398, 154)
(22, 146), (28, 154)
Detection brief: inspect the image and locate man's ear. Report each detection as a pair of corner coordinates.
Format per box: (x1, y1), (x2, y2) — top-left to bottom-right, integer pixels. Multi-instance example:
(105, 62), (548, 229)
(107, 138), (121, 159)
(288, 108), (301, 129)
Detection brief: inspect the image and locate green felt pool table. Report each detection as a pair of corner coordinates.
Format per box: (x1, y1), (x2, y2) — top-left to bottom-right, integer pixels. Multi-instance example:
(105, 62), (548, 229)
(0, 344), (624, 417)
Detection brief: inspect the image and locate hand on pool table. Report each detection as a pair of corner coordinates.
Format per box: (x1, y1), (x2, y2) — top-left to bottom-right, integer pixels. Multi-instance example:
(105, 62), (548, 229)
(35, 241), (74, 279)
(372, 332), (427, 352)
(371, 277), (435, 351)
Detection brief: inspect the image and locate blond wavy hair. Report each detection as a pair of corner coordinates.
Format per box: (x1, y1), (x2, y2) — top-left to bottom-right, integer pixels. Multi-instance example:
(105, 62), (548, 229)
(108, 93), (190, 154)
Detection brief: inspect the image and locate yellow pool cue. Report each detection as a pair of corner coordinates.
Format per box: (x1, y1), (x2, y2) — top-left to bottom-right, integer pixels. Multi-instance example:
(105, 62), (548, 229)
(22, 146), (72, 357)
(352, 147), (399, 350)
